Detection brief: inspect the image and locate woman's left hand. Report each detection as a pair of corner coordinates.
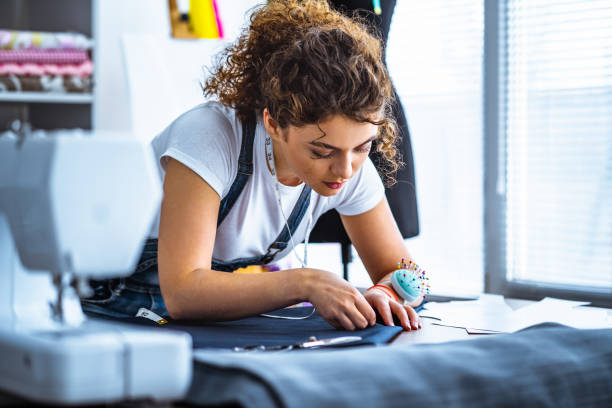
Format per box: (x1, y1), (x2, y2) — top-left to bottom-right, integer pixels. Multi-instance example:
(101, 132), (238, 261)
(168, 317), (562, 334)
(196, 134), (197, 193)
(364, 289), (421, 331)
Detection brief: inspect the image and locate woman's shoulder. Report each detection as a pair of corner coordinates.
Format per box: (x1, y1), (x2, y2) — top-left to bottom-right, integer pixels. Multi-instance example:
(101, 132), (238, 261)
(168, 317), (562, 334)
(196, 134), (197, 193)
(151, 101), (244, 198)
(170, 101), (240, 132)
(153, 101), (243, 153)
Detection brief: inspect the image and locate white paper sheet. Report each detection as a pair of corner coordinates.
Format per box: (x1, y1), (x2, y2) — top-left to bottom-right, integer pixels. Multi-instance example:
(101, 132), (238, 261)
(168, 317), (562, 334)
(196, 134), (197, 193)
(509, 297), (608, 331)
(421, 294), (514, 332)
(420, 296), (612, 333)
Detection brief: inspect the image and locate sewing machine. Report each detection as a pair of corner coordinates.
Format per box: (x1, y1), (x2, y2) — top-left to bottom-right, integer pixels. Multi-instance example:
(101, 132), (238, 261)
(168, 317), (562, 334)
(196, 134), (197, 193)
(0, 130), (192, 404)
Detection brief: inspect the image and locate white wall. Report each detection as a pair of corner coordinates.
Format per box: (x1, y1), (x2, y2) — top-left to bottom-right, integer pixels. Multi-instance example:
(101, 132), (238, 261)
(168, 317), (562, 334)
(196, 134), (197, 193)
(92, 0), (168, 132)
(93, 0), (261, 139)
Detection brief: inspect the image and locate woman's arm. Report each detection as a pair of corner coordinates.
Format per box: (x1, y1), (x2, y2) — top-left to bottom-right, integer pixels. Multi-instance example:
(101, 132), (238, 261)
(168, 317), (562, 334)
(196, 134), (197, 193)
(158, 158), (375, 330)
(158, 157), (303, 319)
(341, 198), (423, 330)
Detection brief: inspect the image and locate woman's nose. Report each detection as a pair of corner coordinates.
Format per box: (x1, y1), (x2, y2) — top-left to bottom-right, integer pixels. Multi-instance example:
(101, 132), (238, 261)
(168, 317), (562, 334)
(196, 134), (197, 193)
(331, 154), (353, 180)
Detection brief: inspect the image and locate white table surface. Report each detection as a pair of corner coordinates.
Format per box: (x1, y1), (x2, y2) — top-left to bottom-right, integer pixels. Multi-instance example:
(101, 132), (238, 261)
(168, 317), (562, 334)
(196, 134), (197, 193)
(393, 297), (611, 345)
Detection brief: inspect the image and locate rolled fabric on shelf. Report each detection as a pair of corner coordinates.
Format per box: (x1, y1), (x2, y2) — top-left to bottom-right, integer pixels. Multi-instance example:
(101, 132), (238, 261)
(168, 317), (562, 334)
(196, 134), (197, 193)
(0, 49), (89, 65)
(0, 74), (92, 93)
(0, 29), (93, 51)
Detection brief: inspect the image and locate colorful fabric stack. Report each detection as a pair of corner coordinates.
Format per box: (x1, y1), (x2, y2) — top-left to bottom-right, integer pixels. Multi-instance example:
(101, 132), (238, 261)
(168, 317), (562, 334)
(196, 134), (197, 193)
(0, 30), (94, 94)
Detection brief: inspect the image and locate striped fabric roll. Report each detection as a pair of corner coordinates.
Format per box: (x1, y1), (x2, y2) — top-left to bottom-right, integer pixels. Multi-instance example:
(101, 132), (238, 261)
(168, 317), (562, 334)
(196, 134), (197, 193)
(0, 49), (89, 64)
(0, 29), (93, 50)
(0, 60), (93, 77)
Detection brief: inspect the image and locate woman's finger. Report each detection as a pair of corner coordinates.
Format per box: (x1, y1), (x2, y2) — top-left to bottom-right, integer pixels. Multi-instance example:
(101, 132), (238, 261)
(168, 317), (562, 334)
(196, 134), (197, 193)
(324, 316), (343, 330)
(390, 301), (411, 331)
(342, 299), (370, 330)
(336, 313), (357, 331)
(375, 299), (395, 327)
(355, 293), (377, 326)
(404, 304), (421, 329)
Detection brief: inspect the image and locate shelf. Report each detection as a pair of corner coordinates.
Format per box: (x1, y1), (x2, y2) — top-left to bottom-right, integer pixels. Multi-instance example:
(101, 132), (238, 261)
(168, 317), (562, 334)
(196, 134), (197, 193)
(0, 92), (93, 104)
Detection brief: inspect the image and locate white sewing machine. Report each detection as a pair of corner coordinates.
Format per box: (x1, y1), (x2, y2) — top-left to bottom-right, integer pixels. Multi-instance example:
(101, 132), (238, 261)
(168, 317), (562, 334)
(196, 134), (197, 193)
(0, 130), (192, 404)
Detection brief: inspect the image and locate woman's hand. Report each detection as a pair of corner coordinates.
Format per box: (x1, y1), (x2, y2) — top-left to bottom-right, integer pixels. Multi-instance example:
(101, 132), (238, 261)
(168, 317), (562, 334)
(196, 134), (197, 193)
(303, 269), (377, 331)
(364, 288), (422, 331)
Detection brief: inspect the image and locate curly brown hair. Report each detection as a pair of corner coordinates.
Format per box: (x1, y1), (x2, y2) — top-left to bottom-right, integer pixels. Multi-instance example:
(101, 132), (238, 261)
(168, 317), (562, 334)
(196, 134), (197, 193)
(203, 0), (401, 184)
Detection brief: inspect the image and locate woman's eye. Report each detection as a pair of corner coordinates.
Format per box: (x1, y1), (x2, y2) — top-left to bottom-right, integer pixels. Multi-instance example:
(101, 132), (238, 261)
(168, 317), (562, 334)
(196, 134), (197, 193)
(356, 143), (372, 153)
(311, 150), (334, 159)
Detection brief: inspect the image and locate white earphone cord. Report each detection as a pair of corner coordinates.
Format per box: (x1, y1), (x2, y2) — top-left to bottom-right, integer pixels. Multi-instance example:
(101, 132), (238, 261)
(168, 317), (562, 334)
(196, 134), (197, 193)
(259, 182), (315, 320)
(275, 183), (312, 268)
(260, 132), (315, 320)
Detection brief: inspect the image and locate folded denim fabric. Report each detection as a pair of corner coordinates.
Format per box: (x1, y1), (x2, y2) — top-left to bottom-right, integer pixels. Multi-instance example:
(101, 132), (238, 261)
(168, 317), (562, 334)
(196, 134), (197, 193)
(187, 323), (612, 408)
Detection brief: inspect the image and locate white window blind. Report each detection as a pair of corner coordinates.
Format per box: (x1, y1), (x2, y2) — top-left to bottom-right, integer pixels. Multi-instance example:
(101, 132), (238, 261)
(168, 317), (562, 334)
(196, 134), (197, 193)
(504, 0), (612, 288)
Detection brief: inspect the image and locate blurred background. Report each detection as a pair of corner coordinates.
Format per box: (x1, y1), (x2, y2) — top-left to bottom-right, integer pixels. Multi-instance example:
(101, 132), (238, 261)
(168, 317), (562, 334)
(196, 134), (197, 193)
(0, 0), (610, 305)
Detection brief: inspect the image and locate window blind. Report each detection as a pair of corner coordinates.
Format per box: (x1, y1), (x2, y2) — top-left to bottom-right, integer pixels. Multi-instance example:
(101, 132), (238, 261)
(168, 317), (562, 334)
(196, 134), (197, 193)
(503, 0), (612, 288)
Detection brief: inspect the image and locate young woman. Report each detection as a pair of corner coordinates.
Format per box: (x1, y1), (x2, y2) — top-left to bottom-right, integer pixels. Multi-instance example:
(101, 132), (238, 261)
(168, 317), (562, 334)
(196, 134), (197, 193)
(82, 0), (424, 331)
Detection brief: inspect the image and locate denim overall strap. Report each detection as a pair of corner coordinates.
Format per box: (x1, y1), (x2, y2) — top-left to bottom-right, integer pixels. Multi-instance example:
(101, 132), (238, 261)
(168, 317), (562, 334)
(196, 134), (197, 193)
(217, 111), (257, 228)
(212, 183), (312, 271)
(259, 184), (312, 265)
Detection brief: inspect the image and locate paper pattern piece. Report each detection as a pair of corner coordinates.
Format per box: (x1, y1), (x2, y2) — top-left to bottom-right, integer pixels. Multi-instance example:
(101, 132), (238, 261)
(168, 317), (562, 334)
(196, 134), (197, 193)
(420, 295), (612, 334)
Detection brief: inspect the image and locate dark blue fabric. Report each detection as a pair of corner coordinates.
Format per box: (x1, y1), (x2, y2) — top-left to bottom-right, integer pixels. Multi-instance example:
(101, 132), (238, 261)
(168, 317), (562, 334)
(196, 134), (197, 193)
(187, 323), (612, 408)
(84, 305), (427, 350)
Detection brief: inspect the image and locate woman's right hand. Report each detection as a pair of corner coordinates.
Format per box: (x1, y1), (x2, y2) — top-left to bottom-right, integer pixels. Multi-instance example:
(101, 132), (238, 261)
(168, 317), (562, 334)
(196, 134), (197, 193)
(302, 268), (377, 331)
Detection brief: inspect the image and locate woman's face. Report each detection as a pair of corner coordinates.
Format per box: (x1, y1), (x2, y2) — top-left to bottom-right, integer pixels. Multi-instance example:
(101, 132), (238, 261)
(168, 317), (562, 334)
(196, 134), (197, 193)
(265, 110), (378, 197)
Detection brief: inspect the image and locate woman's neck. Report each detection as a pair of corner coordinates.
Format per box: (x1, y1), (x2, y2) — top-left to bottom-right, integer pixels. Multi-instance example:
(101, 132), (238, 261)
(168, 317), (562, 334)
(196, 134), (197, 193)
(271, 139), (302, 186)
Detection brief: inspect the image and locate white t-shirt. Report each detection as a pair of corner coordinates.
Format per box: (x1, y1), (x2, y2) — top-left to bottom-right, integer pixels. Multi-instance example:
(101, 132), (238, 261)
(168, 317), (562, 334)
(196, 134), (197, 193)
(150, 102), (385, 263)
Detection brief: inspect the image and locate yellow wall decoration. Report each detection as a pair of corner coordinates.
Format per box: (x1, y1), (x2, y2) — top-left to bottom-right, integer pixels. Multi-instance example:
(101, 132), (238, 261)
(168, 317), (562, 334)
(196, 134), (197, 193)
(189, 0), (221, 39)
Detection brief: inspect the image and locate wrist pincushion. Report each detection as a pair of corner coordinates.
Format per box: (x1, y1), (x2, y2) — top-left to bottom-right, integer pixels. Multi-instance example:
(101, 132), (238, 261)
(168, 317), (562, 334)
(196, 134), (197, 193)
(390, 260), (430, 303)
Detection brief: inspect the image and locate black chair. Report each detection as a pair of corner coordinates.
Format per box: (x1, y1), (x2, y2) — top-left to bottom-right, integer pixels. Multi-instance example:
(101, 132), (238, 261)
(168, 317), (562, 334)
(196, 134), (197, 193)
(310, 0), (419, 280)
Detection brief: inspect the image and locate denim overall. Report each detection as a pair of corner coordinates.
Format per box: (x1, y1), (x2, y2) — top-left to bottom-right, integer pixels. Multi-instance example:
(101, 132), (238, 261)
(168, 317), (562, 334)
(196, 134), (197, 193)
(81, 113), (312, 319)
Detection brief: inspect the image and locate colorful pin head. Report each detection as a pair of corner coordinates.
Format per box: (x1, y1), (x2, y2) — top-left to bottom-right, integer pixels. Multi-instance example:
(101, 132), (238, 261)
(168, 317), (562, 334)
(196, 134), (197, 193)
(390, 259), (430, 302)
(372, 0), (382, 15)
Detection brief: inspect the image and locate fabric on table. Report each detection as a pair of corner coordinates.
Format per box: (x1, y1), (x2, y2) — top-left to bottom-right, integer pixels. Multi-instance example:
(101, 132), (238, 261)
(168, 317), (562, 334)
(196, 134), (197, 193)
(0, 30), (93, 50)
(86, 306), (408, 350)
(186, 323), (612, 408)
(0, 49), (89, 64)
(0, 74), (92, 93)
(0, 60), (93, 77)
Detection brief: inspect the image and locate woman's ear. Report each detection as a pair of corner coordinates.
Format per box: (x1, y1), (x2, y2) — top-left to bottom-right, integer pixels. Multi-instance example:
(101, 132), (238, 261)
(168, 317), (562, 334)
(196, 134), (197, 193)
(263, 108), (284, 142)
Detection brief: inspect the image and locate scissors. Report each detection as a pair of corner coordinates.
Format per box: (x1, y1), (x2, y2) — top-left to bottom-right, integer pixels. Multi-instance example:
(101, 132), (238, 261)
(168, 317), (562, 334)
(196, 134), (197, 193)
(232, 335), (363, 352)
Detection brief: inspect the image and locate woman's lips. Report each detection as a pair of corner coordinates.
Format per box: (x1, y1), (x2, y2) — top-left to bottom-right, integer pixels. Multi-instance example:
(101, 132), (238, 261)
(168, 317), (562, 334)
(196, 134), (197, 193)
(324, 181), (345, 190)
